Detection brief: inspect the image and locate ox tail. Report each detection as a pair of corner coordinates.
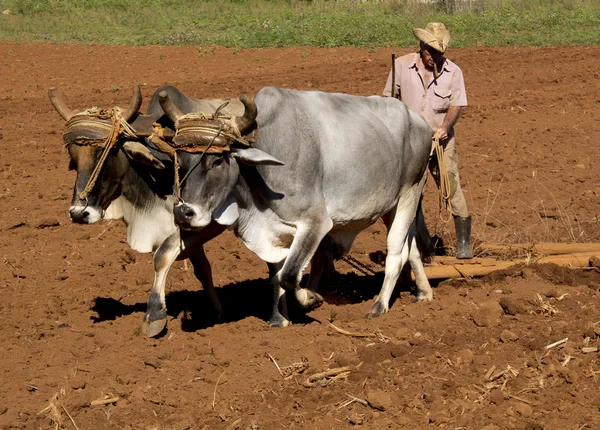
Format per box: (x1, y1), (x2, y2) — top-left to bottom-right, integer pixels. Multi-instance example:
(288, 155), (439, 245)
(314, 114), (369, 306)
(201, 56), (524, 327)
(414, 197), (434, 263)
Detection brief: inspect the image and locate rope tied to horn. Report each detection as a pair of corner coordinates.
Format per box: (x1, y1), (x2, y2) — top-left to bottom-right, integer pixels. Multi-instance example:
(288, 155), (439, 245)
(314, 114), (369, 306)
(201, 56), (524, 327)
(170, 111), (252, 152)
(149, 120), (226, 205)
(65, 107), (138, 201)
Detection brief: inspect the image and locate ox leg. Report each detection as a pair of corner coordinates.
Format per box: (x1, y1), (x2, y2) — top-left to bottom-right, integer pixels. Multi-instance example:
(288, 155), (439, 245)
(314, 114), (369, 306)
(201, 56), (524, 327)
(142, 230), (183, 337)
(366, 194), (418, 318)
(305, 240), (335, 293)
(408, 235), (433, 302)
(274, 212), (333, 311)
(268, 262), (290, 328)
(189, 248), (223, 321)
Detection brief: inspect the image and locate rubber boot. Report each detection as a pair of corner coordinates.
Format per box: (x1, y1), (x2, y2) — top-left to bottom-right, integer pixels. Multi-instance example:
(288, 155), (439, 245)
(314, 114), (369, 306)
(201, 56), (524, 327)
(454, 215), (473, 259)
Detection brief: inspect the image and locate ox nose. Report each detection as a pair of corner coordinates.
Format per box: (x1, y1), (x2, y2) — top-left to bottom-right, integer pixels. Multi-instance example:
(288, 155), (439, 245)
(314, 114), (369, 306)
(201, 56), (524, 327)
(174, 203), (197, 227)
(69, 207), (90, 223)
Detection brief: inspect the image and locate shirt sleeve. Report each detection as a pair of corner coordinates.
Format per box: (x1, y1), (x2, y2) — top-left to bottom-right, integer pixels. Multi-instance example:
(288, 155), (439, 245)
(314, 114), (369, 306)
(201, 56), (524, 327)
(450, 67), (468, 107)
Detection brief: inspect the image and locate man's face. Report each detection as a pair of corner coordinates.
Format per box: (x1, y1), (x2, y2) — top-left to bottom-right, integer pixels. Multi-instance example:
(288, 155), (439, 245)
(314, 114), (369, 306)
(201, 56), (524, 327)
(420, 43), (444, 68)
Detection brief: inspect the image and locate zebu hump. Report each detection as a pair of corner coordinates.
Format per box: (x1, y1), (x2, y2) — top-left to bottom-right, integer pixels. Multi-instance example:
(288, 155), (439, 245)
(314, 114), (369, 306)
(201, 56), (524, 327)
(148, 85), (245, 117)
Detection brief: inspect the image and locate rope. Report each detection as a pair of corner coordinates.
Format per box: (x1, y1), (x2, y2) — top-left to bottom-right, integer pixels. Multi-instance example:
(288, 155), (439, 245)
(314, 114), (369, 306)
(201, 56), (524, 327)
(176, 124), (250, 147)
(177, 124), (222, 191)
(76, 108), (137, 201)
(433, 132), (453, 223)
(173, 109), (251, 149)
(150, 123), (222, 204)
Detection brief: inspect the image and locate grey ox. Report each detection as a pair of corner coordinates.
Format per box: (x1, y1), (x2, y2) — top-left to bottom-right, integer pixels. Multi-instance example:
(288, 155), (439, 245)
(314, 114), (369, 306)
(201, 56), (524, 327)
(156, 86), (435, 327)
(48, 85), (247, 337)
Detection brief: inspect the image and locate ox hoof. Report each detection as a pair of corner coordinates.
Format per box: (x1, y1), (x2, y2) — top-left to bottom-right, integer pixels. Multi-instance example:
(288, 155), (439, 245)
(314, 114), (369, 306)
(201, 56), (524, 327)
(141, 316), (167, 338)
(365, 301), (388, 319)
(295, 289), (323, 311)
(268, 317), (291, 328)
(414, 293), (433, 303)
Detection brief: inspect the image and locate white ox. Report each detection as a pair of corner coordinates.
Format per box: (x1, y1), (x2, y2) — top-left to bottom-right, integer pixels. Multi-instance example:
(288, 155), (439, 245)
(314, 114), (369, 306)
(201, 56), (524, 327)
(157, 87), (435, 327)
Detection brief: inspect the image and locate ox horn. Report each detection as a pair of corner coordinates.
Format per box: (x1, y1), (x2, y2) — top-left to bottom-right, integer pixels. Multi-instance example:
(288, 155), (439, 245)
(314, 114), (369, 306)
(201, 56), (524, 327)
(158, 90), (184, 123)
(122, 86), (143, 122)
(234, 94), (258, 135)
(48, 87), (75, 121)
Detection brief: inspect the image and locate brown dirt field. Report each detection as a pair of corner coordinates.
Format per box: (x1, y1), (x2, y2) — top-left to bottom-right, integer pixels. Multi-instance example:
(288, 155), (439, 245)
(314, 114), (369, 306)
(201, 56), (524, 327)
(1, 42), (600, 430)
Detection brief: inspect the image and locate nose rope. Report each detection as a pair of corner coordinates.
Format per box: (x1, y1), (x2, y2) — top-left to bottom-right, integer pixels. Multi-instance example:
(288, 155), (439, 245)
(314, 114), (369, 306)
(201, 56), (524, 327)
(173, 123), (223, 204)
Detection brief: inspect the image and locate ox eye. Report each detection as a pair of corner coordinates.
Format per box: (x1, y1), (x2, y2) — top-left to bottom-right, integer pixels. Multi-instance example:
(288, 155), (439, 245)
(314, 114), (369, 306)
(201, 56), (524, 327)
(211, 157), (224, 168)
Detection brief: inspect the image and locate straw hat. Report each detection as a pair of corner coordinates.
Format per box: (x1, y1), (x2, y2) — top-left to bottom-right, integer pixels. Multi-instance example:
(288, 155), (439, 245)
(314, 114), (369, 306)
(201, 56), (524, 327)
(412, 22), (450, 54)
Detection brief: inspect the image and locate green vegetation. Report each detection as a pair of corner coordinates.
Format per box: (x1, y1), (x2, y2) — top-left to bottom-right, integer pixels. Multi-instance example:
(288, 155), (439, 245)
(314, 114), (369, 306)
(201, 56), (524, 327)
(0, 0), (598, 47)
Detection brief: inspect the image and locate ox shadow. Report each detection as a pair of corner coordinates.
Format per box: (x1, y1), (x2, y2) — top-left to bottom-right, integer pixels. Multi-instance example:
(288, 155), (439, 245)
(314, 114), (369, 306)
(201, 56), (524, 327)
(91, 267), (438, 333)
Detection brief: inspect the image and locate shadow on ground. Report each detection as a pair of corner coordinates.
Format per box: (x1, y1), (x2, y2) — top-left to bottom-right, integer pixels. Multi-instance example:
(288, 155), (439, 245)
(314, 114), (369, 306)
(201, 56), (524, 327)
(90, 269), (443, 332)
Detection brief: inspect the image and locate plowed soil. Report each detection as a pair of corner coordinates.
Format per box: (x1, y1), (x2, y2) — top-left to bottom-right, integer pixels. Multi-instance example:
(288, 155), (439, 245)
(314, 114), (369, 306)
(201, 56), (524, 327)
(1, 42), (600, 430)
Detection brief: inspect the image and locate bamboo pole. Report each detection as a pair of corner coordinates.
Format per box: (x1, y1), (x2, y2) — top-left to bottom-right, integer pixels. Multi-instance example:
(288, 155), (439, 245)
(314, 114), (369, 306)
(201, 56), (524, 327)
(412, 253), (599, 281)
(478, 242), (600, 256)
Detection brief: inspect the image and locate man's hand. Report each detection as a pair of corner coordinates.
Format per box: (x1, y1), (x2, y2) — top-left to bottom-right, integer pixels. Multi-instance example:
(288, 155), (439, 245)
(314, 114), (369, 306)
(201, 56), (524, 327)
(437, 106), (463, 142)
(434, 126), (448, 141)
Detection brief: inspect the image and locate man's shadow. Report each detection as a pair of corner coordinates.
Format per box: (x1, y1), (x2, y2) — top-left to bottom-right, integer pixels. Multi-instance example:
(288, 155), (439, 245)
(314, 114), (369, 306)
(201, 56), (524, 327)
(91, 268), (434, 333)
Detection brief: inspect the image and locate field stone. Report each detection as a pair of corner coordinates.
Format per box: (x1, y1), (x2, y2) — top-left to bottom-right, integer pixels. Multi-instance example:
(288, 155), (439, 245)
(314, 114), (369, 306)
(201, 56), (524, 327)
(521, 267), (536, 278)
(394, 327), (411, 340)
(489, 389), (505, 406)
(499, 297), (529, 315)
(589, 256), (600, 268)
(557, 367), (579, 384)
(69, 375), (86, 390)
(36, 218), (61, 229)
(389, 342), (411, 358)
(456, 349), (474, 364)
(505, 376), (528, 393)
(143, 356), (161, 369)
(409, 332), (424, 346)
(443, 331), (457, 347)
(335, 354), (358, 367)
(366, 390), (392, 411)
(472, 312), (490, 327)
(500, 329), (520, 343)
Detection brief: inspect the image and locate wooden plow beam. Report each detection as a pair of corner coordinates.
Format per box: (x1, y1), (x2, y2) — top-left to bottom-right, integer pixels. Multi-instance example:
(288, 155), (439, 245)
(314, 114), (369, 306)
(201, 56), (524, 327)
(410, 243), (600, 281)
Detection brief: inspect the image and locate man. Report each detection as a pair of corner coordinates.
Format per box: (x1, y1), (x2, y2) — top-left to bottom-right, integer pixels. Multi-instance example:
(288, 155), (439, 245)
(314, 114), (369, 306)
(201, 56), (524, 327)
(382, 22), (472, 259)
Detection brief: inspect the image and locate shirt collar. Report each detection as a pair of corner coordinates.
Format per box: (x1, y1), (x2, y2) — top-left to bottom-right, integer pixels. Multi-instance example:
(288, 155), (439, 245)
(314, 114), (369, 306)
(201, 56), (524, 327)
(409, 53), (451, 86)
(410, 53), (450, 74)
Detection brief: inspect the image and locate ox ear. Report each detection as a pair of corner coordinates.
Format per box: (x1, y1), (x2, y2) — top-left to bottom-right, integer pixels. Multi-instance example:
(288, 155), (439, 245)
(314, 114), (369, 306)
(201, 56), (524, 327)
(122, 141), (166, 169)
(213, 195), (239, 226)
(231, 147), (285, 166)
